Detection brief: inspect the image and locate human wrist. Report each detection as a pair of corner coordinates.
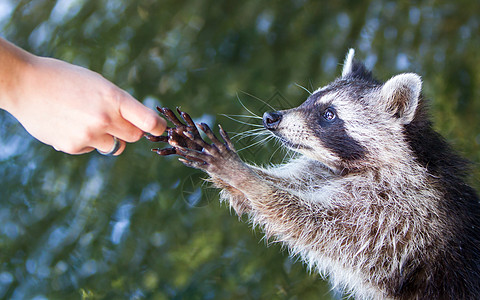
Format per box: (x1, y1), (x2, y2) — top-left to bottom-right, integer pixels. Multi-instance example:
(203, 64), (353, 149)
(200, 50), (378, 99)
(0, 38), (37, 113)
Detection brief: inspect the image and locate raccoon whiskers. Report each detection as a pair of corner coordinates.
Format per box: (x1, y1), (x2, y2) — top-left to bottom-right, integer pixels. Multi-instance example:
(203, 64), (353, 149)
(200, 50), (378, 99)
(309, 79), (315, 94)
(234, 93), (265, 119)
(220, 114), (263, 127)
(238, 90), (277, 111)
(267, 134), (298, 164)
(236, 135), (275, 152)
(268, 145), (282, 162)
(295, 82), (312, 95)
(284, 145), (299, 163)
(231, 127), (268, 140)
(223, 114), (262, 120)
(269, 139), (289, 162)
(232, 132), (271, 144)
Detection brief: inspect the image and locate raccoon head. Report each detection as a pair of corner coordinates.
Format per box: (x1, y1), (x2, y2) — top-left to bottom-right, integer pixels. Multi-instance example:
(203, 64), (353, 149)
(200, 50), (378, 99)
(263, 49), (422, 173)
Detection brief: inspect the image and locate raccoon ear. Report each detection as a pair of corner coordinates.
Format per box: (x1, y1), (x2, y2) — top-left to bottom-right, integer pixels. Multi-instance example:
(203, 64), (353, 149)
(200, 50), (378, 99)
(380, 73), (422, 124)
(341, 48), (355, 77)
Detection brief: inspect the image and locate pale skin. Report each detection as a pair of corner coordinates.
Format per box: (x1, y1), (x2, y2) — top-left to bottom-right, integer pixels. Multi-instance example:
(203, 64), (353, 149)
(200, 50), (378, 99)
(0, 37), (166, 155)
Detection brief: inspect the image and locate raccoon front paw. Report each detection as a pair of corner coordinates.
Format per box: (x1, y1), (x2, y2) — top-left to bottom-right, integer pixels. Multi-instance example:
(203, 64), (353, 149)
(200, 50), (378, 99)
(148, 107), (204, 156)
(175, 122), (245, 178)
(149, 107), (252, 187)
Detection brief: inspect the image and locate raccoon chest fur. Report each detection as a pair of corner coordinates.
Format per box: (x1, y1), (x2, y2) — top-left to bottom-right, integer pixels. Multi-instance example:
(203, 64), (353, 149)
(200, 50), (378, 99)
(241, 157), (447, 298)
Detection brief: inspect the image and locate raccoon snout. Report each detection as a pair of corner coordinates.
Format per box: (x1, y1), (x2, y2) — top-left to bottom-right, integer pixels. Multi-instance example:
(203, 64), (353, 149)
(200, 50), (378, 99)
(263, 111), (282, 131)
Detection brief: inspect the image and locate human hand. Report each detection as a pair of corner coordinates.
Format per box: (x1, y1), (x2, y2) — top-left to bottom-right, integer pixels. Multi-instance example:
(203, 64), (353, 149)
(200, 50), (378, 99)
(1, 39), (166, 155)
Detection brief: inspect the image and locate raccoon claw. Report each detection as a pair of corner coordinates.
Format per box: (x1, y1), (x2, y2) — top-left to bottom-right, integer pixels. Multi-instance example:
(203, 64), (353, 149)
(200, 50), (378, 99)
(157, 106), (198, 128)
(198, 123), (220, 143)
(157, 107), (184, 127)
(218, 124), (236, 151)
(177, 107), (196, 127)
(178, 157), (207, 169)
(145, 133), (168, 143)
(152, 147), (177, 156)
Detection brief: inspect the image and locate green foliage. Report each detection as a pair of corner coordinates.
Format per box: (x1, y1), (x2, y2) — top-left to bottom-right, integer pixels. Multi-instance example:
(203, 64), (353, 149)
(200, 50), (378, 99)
(0, 0), (479, 299)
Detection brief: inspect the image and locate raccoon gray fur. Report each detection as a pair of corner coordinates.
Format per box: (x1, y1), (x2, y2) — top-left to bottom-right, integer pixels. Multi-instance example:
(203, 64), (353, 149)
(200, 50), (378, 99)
(153, 49), (480, 299)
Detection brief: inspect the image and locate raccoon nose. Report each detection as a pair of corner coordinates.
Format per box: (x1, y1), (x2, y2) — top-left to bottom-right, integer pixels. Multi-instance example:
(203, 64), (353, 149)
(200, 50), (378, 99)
(263, 111), (282, 130)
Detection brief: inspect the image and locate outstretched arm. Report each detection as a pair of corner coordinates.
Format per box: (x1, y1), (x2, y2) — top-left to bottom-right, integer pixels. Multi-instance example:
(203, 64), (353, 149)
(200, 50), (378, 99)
(0, 37), (166, 155)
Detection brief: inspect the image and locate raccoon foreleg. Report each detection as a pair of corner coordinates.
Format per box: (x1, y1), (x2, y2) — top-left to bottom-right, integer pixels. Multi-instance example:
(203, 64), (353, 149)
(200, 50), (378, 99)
(170, 122), (259, 215)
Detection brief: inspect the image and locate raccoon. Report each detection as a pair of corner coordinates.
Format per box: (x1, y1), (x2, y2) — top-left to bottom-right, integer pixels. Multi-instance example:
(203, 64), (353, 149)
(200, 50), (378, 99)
(151, 49), (480, 299)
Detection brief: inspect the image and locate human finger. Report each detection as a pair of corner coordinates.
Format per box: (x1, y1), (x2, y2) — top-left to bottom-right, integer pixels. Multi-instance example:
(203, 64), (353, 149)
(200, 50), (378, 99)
(106, 117), (144, 143)
(53, 145), (95, 155)
(118, 93), (167, 136)
(94, 134), (126, 156)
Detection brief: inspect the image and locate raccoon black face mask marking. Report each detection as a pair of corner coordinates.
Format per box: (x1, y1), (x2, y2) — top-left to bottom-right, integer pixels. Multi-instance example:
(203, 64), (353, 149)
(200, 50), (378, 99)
(264, 101), (367, 164)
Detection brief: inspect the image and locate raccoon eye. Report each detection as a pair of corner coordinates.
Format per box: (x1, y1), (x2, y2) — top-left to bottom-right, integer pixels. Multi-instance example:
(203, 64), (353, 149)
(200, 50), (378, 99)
(323, 108), (336, 121)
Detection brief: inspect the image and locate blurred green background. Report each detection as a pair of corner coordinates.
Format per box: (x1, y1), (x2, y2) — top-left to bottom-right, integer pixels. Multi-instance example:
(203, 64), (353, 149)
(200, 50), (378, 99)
(0, 0), (479, 299)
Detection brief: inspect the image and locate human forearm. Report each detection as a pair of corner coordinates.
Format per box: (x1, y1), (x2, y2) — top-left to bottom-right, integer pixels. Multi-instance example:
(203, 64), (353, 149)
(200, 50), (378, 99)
(0, 37), (35, 112)
(0, 37), (166, 155)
